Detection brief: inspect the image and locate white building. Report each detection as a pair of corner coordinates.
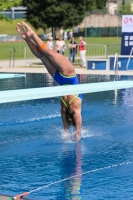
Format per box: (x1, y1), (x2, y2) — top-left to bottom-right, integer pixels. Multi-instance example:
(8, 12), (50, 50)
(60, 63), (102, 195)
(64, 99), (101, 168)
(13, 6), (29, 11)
(106, 0), (133, 15)
(106, 0), (118, 15)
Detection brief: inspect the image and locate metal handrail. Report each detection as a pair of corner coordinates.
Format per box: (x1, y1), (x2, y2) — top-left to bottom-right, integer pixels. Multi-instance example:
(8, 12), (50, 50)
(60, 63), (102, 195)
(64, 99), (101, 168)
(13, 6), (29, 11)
(126, 47), (133, 71)
(9, 47), (15, 68)
(114, 53), (118, 80)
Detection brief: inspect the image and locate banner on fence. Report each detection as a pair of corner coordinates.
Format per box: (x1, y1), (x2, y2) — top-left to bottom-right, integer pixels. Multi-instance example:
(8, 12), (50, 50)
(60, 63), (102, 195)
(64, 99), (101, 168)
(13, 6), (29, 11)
(121, 15), (133, 55)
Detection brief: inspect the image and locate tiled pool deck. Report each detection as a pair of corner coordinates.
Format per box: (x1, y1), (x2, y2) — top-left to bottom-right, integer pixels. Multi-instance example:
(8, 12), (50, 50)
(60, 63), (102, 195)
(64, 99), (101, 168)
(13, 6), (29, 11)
(0, 59), (133, 75)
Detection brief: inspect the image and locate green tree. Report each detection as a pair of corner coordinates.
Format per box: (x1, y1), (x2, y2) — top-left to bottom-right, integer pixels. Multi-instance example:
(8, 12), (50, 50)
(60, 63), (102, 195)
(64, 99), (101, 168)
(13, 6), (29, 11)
(95, 0), (108, 9)
(22, 0), (108, 31)
(0, 0), (21, 21)
(119, 3), (133, 15)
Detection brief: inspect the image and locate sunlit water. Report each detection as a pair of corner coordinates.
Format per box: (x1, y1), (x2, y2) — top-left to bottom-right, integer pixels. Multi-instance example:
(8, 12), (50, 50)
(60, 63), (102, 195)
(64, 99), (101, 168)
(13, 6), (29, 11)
(0, 73), (133, 200)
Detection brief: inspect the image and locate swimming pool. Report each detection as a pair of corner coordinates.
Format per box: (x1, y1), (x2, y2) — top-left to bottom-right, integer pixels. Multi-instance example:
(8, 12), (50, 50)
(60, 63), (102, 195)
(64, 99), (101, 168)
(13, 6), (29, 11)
(0, 73), (133, 200)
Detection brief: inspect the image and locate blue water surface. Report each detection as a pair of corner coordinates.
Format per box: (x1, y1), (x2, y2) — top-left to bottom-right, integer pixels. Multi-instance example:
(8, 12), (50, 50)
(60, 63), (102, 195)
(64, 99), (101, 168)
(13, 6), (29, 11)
(0, 73), (133, 200)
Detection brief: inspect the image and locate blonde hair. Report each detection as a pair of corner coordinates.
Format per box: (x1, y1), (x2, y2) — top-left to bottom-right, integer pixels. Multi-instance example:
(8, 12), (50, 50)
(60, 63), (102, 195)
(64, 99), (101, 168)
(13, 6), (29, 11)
(49, 36), (53, 40)
(79, 36), (83, 40)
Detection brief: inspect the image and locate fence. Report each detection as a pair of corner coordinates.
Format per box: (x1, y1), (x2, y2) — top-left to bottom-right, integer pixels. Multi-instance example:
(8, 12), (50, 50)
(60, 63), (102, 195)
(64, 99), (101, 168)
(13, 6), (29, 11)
(107, 43), (121, 55)
(74, 27), (122, 37)
(0, 35), (22, 42)
(24, 44), (107, 66)
(0, 41), (121, 66)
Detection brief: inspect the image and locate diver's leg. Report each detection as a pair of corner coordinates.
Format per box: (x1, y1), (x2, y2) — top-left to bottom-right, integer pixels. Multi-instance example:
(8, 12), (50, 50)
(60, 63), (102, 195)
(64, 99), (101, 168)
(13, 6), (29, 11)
(16, 23), (56, 77)
(20, 22), (75, 76)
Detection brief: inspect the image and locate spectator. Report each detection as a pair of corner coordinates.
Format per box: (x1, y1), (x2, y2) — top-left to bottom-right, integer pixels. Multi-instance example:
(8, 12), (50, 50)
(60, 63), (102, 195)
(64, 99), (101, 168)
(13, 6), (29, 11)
(46, 36), (54, 50)
(56, 36), (66, 55)
(68, 37), (77, 65)
(78, 36), (86, 67)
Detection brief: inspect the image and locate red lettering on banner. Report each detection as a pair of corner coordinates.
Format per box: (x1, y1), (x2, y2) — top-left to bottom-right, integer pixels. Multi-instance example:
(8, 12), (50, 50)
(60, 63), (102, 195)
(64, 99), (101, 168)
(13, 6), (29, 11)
(124, 17), (133, 24)
(124, 18), (128, 24)
(129, 18), (133, 23)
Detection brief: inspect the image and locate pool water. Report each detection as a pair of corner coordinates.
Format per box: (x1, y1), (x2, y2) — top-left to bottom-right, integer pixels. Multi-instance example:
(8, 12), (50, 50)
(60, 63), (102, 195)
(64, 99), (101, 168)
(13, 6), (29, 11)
(0, 73), (133, 200)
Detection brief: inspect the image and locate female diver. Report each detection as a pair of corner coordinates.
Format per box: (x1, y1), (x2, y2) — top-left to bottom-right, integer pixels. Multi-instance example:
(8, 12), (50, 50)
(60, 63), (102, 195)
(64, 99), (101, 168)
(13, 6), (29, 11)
(16, 22), (83, 141)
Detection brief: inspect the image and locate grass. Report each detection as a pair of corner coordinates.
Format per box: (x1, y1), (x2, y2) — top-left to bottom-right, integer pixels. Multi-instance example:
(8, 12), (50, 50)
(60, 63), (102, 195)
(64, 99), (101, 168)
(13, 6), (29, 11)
(75, 37), (121, 45)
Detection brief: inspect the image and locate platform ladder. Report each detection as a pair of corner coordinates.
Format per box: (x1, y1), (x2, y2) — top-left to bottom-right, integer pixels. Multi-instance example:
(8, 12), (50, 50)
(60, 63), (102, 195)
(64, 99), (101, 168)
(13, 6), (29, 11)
(114, 53), (119, 81)
(9, 47), (15, 68)
(126, 47), (133, 71)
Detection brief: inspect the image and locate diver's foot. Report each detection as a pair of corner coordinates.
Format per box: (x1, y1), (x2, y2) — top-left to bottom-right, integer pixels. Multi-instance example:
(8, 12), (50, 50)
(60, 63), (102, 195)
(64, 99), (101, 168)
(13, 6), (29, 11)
(16, 23), (27, 39)
(21, 21), (35, 37)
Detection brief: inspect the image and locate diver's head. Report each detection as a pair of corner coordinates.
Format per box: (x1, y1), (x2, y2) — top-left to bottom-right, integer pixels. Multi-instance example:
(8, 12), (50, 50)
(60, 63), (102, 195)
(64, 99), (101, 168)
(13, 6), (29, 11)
(66, 109), (75, 126)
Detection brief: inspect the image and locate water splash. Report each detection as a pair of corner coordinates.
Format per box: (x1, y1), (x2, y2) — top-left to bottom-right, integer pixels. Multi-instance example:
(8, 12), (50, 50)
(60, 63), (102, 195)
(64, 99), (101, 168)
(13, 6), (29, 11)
(81, 127), (104, 138)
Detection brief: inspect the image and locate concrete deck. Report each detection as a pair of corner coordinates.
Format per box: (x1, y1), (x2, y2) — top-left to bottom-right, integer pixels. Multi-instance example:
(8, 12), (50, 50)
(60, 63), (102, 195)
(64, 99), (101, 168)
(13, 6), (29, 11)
(0, 194), (30, 200)
(0, 194), (12, 200)
(1, 59), (133, 75)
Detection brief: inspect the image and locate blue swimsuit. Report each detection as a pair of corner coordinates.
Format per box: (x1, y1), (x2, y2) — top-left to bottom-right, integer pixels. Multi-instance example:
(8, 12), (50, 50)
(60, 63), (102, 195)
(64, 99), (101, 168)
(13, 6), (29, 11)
(54, 70), (83, 101)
